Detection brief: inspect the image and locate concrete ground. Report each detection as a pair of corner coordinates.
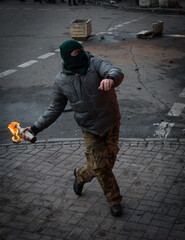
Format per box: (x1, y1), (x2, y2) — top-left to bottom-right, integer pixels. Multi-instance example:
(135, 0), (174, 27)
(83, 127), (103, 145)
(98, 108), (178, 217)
(0, 1), (185, 240)
(89, 0), (185, 14)
(0, 138), (185, 240)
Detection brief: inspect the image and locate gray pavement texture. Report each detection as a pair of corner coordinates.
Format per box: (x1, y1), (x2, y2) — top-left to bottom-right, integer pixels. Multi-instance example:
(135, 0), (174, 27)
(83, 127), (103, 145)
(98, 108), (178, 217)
(91, 0), (185, 11)
(1, 1), (185, 240)
(86, 0), (185, 14)
(2, 0), (185, 14)
(0, 138), (185, 240)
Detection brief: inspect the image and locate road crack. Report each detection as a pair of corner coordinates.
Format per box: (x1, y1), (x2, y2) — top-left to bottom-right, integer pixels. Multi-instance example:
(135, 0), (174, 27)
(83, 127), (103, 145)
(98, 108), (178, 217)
(130, 45), (168, 109)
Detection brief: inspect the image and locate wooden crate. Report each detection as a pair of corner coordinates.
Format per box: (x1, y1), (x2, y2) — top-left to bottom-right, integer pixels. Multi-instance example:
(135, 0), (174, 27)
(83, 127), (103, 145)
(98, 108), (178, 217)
(70, 19), (92, 41)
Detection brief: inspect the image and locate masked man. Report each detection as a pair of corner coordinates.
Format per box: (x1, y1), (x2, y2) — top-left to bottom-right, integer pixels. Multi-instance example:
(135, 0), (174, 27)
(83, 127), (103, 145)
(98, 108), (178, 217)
(27, 40), (124, 216)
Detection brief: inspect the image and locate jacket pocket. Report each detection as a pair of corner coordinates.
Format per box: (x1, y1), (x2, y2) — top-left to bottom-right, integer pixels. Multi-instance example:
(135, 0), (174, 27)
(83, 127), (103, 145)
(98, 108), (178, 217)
(70, 100), (86, 113)
(74, 112), (94, 128)
(71, 100), (95, 128)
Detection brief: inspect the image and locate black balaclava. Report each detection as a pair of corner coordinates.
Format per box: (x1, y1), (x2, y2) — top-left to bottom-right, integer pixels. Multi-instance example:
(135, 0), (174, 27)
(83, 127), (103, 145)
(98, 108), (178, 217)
(59, 40), (89, 75)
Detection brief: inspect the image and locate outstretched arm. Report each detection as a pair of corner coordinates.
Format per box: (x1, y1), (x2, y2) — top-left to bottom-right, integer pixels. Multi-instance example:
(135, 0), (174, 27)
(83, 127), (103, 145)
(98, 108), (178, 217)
(28, 81), (68, 135)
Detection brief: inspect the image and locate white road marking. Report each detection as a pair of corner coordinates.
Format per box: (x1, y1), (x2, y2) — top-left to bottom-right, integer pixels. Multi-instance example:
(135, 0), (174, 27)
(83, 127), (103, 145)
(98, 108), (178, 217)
(55, 49), (60, 52)
(38, 52), (55, 59)
(22, 8), (32, 11)
(155, 88), (185, 138)
(179, 88), (185, 98)
(165, 34), (185, 38)
(0, 69), (17, 78)
(108, 17), (145, 31)
(17, 60), (38, 68)
(154, 122), (175, 138)
(167, 103), (185, 117)
(38, 9), (53, 11)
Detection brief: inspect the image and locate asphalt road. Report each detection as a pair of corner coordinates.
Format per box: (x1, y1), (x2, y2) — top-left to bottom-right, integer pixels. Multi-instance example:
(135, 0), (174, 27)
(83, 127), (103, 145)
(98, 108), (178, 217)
(0, 1), (185, 144)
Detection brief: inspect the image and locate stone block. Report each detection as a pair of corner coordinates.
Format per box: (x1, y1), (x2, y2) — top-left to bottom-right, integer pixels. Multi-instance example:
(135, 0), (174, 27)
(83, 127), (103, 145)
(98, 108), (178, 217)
(137, 30), (153, 39)
(70, 19), (92, 41)
(152, 21), (164, 36)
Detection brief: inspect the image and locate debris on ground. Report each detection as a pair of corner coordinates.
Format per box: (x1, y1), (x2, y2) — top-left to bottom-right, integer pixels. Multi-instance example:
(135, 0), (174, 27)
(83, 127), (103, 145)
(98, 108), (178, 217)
(137, 21), (164, 39)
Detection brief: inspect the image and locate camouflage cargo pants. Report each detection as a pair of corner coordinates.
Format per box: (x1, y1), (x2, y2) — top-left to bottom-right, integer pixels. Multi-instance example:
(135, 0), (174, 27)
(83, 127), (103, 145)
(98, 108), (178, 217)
(76, 121), (122, 206)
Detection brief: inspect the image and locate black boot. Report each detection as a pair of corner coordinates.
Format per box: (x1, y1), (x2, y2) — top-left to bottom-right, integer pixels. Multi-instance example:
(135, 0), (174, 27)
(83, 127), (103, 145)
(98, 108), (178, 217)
(73, 169), (84, 196)
(110, 204), (123, 217)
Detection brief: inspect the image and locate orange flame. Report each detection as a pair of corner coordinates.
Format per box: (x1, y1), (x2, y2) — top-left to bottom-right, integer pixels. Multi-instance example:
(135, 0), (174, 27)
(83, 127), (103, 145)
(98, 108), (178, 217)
(8, 122), (23, 143)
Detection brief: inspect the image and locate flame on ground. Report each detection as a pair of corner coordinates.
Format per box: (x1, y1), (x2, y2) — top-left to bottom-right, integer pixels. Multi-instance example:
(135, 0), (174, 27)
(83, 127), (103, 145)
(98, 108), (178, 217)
(8, 122), (23, 143)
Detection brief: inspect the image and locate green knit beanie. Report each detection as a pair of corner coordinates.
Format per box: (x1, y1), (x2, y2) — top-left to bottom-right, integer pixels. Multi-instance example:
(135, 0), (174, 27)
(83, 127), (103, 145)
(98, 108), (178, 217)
(59, 40), (89, 75)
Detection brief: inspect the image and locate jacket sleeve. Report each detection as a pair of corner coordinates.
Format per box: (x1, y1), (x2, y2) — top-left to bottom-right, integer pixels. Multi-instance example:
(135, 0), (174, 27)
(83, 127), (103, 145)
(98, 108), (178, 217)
(32, 80), (68, 133)
(94, 58), (124, 87)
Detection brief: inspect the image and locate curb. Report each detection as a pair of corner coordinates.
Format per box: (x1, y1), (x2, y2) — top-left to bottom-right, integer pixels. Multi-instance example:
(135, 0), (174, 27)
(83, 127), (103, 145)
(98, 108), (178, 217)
(1, 138), (185, 148)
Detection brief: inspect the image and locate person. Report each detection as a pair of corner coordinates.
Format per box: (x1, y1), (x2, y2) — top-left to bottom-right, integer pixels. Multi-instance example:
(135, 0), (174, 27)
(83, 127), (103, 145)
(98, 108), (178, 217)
(34, 0), (44, 3)
(78, 0), (85, 4)
(68, 0), (77, 5)
(26, 40), (124, 217)
(47, 0), (56, 3)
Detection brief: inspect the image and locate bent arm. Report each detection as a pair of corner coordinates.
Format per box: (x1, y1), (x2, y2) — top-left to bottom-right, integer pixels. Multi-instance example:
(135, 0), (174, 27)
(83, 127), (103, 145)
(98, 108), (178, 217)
(95, 58), (124, 87)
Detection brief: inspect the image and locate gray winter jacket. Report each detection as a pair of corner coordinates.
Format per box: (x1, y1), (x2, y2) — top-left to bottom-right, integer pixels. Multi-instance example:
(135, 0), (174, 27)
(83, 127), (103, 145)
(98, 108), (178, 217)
(33, 52), (124, 136)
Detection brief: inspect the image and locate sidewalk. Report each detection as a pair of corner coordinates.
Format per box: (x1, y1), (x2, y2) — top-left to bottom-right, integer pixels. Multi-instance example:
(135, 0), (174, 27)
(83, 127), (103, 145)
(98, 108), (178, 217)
(0, 138), (185, 240)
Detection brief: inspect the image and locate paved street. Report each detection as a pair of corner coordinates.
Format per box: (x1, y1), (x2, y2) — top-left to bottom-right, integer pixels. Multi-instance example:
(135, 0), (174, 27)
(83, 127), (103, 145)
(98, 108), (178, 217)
(0, 1), (185, 239)
(0, 138), (185, 240)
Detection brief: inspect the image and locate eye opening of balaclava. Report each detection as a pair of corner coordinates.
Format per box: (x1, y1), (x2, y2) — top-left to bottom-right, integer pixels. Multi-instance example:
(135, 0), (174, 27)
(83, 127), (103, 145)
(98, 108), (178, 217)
(59, 40), (89, 75)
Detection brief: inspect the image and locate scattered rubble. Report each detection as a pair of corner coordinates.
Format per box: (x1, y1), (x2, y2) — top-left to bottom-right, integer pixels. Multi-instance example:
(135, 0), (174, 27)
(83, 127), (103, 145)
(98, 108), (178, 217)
(137, 21), (164, 39)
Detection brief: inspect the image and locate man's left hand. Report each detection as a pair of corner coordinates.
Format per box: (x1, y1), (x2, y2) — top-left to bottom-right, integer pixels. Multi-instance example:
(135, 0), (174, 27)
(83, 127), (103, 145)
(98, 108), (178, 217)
(98, 79), (114, 91)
